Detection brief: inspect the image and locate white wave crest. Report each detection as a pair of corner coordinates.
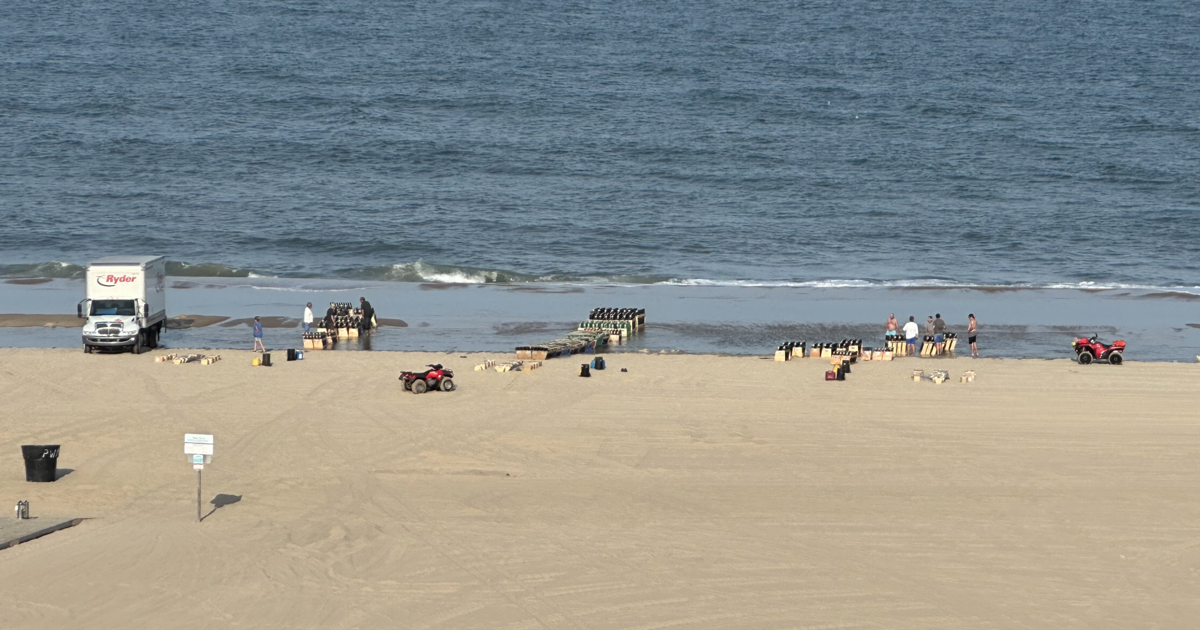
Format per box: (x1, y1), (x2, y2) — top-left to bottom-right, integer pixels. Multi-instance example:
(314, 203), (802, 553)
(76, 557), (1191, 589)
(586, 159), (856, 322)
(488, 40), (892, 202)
(656, 278), (1200, 293)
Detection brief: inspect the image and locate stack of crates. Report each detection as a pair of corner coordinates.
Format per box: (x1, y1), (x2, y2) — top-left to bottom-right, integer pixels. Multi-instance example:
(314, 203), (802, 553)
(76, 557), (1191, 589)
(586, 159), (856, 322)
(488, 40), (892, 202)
(577, 307), (646, 342)
(519, 308), (646, 360)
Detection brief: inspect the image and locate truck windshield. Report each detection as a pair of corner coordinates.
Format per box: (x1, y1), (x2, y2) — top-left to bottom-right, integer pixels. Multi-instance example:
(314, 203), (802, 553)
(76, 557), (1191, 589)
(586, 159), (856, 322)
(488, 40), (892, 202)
(91, 300), (136, 316)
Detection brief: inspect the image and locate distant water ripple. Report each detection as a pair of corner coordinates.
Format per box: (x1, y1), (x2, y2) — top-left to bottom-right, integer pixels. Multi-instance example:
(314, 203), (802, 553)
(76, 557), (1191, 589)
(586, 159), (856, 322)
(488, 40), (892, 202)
(2, 0), (1198, 287)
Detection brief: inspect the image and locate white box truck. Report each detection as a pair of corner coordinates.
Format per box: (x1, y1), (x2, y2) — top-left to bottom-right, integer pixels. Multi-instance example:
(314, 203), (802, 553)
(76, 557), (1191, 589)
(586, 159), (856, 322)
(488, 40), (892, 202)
(77, 256), (168, 354)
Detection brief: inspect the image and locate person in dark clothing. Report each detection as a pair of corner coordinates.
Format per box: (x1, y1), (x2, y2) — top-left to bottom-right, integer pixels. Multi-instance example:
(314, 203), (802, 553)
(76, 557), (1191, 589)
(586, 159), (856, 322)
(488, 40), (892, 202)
(359, 297), (375, 330)
(933, 313), (947, 355)
(323, 304), (337, 329)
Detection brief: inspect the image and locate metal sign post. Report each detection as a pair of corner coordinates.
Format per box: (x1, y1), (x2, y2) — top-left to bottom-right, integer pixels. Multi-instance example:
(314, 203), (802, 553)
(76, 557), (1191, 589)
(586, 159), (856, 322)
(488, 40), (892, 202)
(184, 434), (214, 522)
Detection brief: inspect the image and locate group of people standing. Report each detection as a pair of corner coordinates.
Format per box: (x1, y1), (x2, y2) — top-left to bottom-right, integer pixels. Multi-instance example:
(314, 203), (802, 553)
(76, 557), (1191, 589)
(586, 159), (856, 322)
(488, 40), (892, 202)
(301, 297), (375, 332)
(885, 312), (979, 358)
(251, 297), (376, 350)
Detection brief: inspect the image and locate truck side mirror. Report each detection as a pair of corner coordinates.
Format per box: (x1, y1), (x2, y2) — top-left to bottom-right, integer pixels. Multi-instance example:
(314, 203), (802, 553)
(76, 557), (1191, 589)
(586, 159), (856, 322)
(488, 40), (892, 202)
(77, 303), (83, 319)
(144, 304), (149, 319)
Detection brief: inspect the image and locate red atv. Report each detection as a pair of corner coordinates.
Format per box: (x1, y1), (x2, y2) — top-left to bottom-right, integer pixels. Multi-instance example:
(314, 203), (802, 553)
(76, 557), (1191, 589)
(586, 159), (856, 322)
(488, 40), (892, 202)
(399, 364), (456, 394)
(1071, 335), (1125, 365)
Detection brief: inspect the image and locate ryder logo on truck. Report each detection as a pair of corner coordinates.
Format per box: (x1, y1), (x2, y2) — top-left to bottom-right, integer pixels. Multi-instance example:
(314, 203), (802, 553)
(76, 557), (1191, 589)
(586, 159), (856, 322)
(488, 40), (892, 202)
(97, 274), (138, 287)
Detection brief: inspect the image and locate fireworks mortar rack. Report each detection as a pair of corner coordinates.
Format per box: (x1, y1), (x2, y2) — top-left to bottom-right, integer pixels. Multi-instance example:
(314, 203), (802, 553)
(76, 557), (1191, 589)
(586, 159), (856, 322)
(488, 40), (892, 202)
(886, 336), (911, 357)
(919, 332), (959, 357)
(307, 302), (367, 349)
(774, 340), (879, 381)
(516, 308), (645, 360)
(773, 340), (864, 363)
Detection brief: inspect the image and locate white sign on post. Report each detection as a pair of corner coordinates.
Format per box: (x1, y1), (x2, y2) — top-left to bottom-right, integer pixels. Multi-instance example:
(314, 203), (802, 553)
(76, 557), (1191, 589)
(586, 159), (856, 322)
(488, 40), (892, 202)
(185, 434), (214, 470)
(186, 434), (214, 523)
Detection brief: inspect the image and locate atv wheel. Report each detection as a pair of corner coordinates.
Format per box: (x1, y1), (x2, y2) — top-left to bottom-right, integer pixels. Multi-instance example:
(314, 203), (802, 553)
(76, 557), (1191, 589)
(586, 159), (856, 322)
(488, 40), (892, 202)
(1108, 352), (1123, 366)
(1077, 351), (1093, 365)
(439, 378), (455, 392)
(411, 379), (427, 394)
(401, 379), (412, 391)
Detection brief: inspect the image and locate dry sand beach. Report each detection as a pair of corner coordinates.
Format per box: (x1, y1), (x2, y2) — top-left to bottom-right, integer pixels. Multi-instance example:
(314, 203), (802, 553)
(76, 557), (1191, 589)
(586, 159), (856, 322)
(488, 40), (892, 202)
(1, 348), (1198, 629)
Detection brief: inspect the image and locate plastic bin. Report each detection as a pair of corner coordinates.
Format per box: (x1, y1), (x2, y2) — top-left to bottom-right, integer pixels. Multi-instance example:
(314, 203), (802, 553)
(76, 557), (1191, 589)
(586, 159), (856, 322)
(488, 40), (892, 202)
(22, 445), (60, 482)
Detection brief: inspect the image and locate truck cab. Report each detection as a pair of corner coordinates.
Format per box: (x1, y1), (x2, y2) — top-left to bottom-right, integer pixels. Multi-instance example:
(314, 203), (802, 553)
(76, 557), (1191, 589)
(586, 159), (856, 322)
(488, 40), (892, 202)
(78, 256), (168, 354)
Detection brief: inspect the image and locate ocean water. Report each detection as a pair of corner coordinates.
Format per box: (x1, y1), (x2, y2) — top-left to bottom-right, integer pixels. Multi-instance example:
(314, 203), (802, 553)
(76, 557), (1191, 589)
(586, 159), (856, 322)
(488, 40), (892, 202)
(3, 0), (1199, 289)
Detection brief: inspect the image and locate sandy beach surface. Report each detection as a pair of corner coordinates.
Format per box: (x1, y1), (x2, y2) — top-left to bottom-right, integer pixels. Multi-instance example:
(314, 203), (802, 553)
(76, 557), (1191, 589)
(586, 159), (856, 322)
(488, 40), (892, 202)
(0, 348), (1198, 629)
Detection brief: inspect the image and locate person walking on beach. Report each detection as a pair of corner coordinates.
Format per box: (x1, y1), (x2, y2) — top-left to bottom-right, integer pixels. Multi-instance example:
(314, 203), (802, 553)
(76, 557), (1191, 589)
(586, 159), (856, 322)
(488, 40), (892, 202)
(934, 313), (947, 355)
(303, 302), (313, 333)
(967, 313), (979, 358)
(885, 313), (899, 339)
(359, 297), (375, 330)
(252, 316), (265, 352)
(903, 316), (919, 355)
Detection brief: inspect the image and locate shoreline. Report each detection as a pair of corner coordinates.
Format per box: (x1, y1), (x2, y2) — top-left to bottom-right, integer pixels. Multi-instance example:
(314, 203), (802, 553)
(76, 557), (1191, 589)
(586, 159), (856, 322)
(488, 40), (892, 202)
(0, 345), (1186, 366)
(1, 278), (1198, 361)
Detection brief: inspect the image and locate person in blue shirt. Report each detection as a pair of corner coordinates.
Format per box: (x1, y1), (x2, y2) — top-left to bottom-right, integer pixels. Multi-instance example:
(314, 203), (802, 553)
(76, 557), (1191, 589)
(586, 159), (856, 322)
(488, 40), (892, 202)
(252, 316), (265, 352)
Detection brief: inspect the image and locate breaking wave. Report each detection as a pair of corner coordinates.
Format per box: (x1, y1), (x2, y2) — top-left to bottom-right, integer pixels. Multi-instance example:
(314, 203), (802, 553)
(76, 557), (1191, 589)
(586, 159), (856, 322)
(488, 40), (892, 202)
(0, 261), (87, 279)
(1, 260), (1197, 294)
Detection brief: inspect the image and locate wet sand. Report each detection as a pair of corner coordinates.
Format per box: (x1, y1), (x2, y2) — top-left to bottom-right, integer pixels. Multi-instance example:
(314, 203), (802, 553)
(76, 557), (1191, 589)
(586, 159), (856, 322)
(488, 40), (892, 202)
(0, 349), (1197, 629)
(168, 315), (231, 328)
(220, 316), (301, 328)
(2, 278), (1199, 358)
(0, 314), (83, 328)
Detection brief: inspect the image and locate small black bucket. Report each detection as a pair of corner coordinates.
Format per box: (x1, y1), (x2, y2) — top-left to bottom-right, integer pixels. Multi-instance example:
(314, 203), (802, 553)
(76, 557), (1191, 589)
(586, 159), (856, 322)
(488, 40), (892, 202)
(22, 445), (60, 482)
(580, 364), (591, 377)
(261, 353), (272, 367)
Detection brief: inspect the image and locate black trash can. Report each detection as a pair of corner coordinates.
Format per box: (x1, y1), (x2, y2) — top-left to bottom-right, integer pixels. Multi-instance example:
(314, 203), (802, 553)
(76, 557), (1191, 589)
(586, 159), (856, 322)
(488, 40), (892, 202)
(22, 445), (60, 482)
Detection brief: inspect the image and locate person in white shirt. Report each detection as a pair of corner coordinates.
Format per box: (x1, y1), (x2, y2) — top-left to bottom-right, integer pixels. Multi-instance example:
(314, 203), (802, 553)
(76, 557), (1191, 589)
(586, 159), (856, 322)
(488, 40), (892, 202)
(902, 316), (919, 356)
(303, 302), (314, 333)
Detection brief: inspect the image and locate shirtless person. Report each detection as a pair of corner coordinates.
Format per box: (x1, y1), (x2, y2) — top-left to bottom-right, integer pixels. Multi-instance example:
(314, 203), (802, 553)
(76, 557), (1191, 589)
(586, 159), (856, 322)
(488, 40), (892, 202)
(885, 313), (899, 339)
(967, 313), (979, 358)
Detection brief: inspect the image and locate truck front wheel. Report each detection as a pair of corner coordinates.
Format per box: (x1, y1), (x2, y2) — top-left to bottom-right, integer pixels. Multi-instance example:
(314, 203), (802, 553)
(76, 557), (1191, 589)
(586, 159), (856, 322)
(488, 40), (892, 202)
(132, 333), (144, 354)
(83, 344), (92, 354)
